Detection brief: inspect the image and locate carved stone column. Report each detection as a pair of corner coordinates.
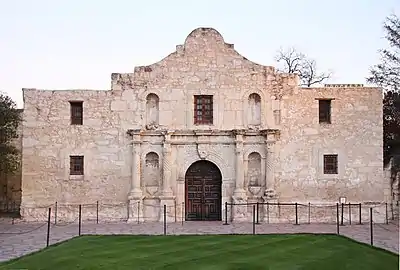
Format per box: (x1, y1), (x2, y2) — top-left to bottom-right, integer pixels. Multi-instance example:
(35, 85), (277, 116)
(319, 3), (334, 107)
(265, 142), (275, 191)
(159, 130), (176, 222)
(232, 130), (248, 221)
(127, 129), (144, 223)
(233, 131), (245, 197)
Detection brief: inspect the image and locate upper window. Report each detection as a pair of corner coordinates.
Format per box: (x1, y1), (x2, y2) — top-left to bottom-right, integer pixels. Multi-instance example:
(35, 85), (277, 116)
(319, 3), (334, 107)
(319, 99), (331, 124)
(323, 154), (338, 174)
(70, 101), (83, 125)
(70, 155), (84, 175)
(194, 95), (213, 125)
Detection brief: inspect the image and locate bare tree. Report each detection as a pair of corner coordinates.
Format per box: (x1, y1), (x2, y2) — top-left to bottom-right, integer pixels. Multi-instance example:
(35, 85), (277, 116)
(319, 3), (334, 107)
(275, 47), (332, 87)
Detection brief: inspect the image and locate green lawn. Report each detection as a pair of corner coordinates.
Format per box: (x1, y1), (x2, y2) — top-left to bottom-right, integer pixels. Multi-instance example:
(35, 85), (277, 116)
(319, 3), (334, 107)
(0, 234), (398, 270)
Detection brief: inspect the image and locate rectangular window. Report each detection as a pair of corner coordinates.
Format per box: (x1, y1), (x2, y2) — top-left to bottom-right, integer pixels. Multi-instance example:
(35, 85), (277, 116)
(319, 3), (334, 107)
(319, 99), (331, 123)
(323, 154), (338, 174)
(194, 95), (213, 125)
(70, 101), (83, 125)
(70, 156), (84, 175)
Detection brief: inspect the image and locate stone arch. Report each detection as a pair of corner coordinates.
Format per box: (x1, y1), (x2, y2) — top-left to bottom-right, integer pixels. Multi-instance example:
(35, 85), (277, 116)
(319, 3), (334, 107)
(146, 93), (159, 128)
(185, 159), (222, 221)
(144, 152), (160, 187)
(179, 150), (231, 181)
(248, 93), (261, 126)
(243, 146), (266, 160)
(247, 152), (262, 187)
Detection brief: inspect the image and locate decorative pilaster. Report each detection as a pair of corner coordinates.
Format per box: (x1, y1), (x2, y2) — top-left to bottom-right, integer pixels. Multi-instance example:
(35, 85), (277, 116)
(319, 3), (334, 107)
(159, 130), (175, 222)
(265, 142), (275, 191)
(127, 129), (144, 223)
(232, 130), (248, 221)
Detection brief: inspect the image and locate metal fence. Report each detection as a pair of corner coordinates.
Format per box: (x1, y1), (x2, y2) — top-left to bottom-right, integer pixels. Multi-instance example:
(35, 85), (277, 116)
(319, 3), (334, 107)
(0, 200), (398, 263)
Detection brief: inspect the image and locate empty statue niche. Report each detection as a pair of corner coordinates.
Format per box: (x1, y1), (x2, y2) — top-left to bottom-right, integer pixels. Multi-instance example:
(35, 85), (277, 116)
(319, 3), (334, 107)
(247, 152), (262, 187)
(146, 93), (159, 129)
(248, 93), (261, 126)
(144, 152), (161, 196)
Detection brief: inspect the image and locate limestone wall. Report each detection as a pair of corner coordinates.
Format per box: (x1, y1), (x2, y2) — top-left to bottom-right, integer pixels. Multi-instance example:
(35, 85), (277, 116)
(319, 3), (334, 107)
(275, 86), (386, 204)
(20, 89), (131, 213)
(110, 28), (297, 131)
(19, 27), (386, 223)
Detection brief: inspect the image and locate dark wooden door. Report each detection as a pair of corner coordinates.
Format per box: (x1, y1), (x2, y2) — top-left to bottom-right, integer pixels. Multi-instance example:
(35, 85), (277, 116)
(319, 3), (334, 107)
(185, 160), (222, 221)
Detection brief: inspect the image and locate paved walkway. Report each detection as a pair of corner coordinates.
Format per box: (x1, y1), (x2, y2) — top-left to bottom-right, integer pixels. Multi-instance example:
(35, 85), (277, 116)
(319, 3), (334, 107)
(0, 219), (398, 262)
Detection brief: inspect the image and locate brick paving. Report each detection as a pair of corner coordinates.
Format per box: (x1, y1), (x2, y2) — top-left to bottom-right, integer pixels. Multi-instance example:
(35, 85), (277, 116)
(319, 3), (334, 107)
(0, 219), (398, 262)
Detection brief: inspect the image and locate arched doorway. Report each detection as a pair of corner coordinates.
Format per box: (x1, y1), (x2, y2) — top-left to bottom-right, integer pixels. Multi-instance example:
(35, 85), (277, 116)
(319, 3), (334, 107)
(185, 160), (222, 221)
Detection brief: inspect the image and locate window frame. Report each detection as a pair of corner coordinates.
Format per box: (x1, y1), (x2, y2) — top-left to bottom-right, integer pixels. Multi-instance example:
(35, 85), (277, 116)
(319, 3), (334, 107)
(70, 101), (83, 125)
(194, 95), (213, 125)
(70, 155), (84, 175)
(323, 154), (338, 174)
(318, 99), (332, 124)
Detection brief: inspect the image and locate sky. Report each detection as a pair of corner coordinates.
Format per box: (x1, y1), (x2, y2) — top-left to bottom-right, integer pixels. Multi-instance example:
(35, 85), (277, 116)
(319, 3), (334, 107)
(0, 0), (399, 108)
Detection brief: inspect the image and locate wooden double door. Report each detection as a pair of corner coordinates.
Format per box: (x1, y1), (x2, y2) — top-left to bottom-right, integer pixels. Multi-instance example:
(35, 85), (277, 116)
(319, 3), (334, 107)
(185, 160), (222, 221)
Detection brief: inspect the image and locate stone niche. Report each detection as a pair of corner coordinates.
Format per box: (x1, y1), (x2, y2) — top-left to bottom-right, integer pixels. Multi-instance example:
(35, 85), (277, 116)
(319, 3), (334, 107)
(144, 152), (161, 195)
(247, 93), (261, 127)
(145, 93), (159, 130)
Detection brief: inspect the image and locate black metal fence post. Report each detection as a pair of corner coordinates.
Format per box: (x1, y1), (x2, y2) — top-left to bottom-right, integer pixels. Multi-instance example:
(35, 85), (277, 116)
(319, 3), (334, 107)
(137, 201), (140, 224)
(295, 203), (298, 225)
(54, 201), (57, 225)
(223, 201), (229, 225)
(308, 202), (311, 224)
(174, 201), (177, 223)
(46, 207), (51, 247)
(340, 203), (344, 226)
(181, 202), (184, 226)
(370, 208), (373, 246)
(359, 203), (362, 225)
(96, 201), (99, 224)
(336, 203), (339, 235)
(78, 204), (82, 236)
(391, 201), (394, 220)
(256, 202), (260, 224)
(266, 202), (269, 224)
(252, 205), (256, 235)
(163, 204), (167, 235)
(348, 202), (351, 225)
(385, 202), (388, 224)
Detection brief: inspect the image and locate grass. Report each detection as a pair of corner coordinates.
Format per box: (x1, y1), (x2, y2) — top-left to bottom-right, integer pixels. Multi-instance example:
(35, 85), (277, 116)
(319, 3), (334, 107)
(0, 234), (398, 270)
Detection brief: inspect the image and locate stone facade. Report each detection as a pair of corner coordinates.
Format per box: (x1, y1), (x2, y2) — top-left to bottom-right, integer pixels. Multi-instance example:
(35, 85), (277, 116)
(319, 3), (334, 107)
(20, 28), (389, 223)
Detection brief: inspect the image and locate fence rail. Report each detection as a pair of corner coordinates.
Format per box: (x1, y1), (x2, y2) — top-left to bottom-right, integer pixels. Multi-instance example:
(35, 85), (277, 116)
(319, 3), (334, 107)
(1, 202), (398, 253)
(3, 200), (398, 226)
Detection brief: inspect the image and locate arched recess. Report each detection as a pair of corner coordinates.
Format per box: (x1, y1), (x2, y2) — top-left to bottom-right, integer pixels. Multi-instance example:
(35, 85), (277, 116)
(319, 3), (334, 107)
(146, 93), (159, 127)
(247, 152), (262, 186)
(144, 152), (160, 187)
(185, 160), (222, 221)
(248, 93), (261, 126)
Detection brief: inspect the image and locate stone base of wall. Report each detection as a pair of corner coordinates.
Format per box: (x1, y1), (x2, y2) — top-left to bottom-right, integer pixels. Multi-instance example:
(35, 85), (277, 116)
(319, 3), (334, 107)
(20, 202), (128, 223)
(226, 202), (388, 224)
(19, 201), (389, 224)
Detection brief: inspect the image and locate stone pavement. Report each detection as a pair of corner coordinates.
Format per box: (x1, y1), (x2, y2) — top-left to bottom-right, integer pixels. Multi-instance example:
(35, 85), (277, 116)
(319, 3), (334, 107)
(0, 219), (398, 262)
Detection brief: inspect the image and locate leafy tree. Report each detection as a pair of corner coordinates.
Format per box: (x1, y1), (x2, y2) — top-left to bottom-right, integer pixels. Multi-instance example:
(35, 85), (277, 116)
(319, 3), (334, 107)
(0, 92), (22, 175)
(367, 14), (400, 165)
(367, 14), (399, 93)
(275, 47), (332, 87)
(367, 14), (400, 202)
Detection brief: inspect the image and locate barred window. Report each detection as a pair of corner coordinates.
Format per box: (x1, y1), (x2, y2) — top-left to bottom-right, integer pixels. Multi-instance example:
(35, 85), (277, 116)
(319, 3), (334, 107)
(70, 101), (83, 125)
(194, 95), (213, 125)
(323, 154), (338, 174)
(70, 156), (84, 175)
